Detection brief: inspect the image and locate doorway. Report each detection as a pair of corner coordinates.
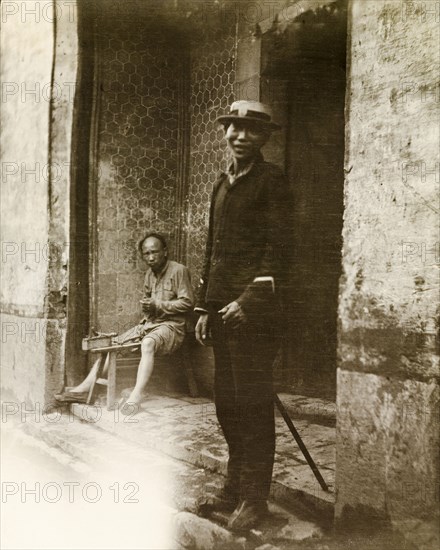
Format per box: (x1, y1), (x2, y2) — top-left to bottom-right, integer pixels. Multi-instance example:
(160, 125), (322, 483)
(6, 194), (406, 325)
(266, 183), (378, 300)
(65, 2), (191, 386)
(263, 1), (347, 399)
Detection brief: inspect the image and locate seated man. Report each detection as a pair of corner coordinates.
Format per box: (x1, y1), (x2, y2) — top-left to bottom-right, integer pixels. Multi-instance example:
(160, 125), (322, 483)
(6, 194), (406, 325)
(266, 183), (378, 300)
(56, 232), (194, 414)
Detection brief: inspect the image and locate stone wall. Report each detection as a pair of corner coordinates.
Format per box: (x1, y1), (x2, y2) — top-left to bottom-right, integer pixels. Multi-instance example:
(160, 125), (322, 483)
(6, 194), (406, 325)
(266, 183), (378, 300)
(1, 1), (78, 404)
(336, 1), (439, 546)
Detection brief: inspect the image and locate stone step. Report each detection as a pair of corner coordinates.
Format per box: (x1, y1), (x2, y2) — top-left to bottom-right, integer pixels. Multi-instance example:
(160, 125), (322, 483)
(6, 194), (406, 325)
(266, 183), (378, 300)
(277, 393), (336, 427)
(69, 393), (335, 522)
(12, 413), (325, 550)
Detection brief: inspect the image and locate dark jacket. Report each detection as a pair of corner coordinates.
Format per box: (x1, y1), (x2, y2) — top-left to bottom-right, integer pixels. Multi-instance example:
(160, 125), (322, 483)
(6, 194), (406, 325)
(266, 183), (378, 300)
(196, 155), (291, 320)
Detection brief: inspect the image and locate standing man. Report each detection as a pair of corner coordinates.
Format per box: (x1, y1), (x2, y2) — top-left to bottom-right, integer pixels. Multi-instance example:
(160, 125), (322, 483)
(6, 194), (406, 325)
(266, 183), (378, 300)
(195, 101), (291, 531)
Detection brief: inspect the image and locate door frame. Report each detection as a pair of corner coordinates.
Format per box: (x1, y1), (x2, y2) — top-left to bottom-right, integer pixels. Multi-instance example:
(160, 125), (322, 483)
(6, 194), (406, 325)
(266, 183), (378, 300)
(64, 2), (97, 386)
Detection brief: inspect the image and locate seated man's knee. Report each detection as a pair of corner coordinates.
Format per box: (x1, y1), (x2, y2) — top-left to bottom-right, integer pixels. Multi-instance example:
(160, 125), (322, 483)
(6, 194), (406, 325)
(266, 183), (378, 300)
(141, 337), (156, 355)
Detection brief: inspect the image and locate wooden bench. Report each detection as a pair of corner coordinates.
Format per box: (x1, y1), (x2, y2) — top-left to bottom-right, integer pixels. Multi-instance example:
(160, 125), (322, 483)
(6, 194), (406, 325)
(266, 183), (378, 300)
(84, 333), (198, 410)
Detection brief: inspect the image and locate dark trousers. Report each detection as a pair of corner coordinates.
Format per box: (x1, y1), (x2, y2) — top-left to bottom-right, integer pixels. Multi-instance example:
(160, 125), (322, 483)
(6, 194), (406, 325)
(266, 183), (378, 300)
(209, 305), (280, 503)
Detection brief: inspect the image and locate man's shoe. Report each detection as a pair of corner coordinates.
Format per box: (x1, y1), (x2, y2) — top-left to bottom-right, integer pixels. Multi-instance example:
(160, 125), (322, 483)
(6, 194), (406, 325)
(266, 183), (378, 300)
(227, 500), (269, 532)
(198, 487), (239, 516)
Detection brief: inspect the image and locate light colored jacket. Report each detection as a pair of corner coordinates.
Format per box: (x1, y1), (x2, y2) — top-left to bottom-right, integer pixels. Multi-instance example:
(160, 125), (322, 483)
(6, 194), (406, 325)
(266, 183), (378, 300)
(143, 260), (194, 334)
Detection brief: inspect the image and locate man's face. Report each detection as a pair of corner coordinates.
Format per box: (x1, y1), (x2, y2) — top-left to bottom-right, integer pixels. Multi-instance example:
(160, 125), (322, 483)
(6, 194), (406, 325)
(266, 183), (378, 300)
(225, 122), (269, 162)
(141, 237), (167, 273)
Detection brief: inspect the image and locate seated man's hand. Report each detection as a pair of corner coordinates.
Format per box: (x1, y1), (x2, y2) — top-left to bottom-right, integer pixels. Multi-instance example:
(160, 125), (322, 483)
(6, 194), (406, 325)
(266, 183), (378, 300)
(140, 298), (152, 314)
(218, 301), (247, 329)
(195, 313), (210, 346)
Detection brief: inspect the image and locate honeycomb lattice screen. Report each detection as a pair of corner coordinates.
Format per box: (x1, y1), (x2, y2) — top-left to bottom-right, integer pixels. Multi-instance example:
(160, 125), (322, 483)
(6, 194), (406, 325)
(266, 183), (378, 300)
(186, 26), (236, 279)
(94, 19), (181, 333)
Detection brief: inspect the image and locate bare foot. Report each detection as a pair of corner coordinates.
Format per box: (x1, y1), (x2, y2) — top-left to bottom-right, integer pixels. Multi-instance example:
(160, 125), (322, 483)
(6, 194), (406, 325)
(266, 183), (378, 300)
(120, 386), (135, 399)
(66, 384), (91, 393)
(119, 391), (145, 416)
(126, 391), (144, 405)
(120, 401), (141, 416)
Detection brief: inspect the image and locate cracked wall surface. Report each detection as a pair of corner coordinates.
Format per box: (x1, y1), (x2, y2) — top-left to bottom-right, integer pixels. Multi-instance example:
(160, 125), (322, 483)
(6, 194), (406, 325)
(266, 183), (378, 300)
(0, 1), (78, 404)
(336, 1), (439, 545)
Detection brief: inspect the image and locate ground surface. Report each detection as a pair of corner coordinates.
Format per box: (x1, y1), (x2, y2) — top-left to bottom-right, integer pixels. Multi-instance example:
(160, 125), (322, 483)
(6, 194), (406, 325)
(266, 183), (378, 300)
(1, 392), (417, 549)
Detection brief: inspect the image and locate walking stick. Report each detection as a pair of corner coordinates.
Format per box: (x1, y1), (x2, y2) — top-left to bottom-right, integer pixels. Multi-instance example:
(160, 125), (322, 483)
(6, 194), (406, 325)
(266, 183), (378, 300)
(274, 393), (329, 492)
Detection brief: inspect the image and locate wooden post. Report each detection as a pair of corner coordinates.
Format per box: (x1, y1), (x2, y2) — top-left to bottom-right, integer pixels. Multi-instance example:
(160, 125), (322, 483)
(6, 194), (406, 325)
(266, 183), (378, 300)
(106, 351), (117, 410)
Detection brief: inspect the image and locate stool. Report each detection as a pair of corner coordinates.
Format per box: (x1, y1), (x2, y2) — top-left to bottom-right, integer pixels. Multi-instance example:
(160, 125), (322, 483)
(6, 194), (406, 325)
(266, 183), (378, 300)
(86, 335), (198, 410)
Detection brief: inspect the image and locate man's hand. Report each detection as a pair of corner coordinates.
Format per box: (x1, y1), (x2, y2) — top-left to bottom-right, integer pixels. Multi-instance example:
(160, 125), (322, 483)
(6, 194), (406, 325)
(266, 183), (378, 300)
(140, 298), (152, 314)
(218, 301), (246, 329)
(195, 313), (210, 345)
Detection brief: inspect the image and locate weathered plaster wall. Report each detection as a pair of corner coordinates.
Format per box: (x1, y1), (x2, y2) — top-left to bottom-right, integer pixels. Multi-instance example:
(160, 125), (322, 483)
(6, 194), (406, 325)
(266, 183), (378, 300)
(336, 1), (439, 546)
(1, 1), (78, 404)
(1, 4), (53, 313)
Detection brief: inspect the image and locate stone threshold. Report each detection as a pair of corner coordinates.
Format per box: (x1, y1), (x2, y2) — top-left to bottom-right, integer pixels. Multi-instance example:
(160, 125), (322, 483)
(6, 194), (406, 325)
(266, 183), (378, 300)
(276, 392), (336, 427)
